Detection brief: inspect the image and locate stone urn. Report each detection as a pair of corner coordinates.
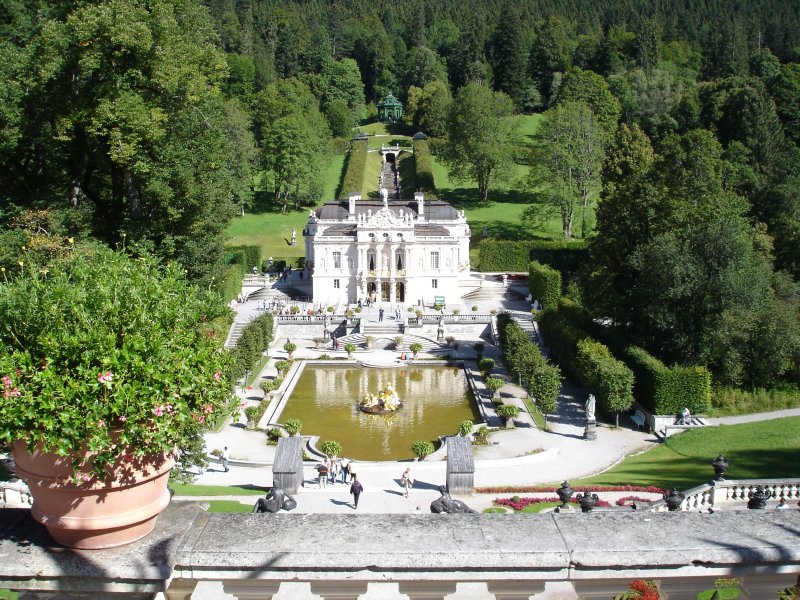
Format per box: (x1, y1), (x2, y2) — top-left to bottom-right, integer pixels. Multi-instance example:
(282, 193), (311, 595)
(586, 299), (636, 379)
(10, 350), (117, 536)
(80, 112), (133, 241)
(577, 492), (599, 513)
(747, 485), (772, 510)
(711, 454), (730, 481)
(663, 489), (686, 512)
(13, 441), (175, 549)
(556, 481), (574, 509)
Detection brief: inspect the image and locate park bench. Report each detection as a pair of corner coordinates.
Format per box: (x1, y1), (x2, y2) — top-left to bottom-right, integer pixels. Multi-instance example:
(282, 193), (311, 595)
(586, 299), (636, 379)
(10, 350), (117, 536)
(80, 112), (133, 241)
(631, 409), (647, 430)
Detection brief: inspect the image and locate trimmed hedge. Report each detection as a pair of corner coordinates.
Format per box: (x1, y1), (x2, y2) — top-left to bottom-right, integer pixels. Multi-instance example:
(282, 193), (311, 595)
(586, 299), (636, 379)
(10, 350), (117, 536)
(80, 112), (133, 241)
(413, 139), (435, 194)
(478, 240), (588, 274)
(622, 346), (711, 416)
(576, 338), (634, 422)
(540, 299), (711, 416)
(226, 245), (262, 275)
(230, 312), (274, 381)
(529, 261), (561, 309)
(338, 138), (368, 199)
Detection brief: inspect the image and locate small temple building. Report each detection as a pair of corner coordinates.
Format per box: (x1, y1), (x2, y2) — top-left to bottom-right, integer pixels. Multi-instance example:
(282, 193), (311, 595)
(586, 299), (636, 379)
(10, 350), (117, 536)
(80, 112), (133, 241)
(377, 92), (403, 123)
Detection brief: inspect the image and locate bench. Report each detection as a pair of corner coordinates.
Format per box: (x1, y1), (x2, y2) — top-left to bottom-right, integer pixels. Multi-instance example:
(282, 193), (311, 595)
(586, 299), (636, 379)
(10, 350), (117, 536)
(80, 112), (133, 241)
(631, 410), (646, 430)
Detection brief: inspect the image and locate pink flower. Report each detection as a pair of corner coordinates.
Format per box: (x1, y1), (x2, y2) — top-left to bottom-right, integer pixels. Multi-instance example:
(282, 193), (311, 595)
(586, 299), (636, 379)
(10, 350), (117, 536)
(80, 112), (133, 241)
(153, 405), (164, 417)
(81, 475), (92, 482)
(203, 403), (213, 414)
(97, 419), (106, 428)
(2, 375), (11, 388)
(119, 415), (127, 422)
(97, 371), (114, 384)
(197, 415), (205, 423)
(3, 387), (20, 399)
(166, 403), (173, 413)
(213, 371), (221, 381)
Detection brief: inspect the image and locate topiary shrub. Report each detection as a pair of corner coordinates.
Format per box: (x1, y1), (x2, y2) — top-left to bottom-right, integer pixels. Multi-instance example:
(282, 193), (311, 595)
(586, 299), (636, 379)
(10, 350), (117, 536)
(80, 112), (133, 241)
(479, 357), (495, 375)
(411, 440), (435, 460)
(320, 439), (343, 457)
(267, 427), (283, 445)
(457, 420), (473, 436)
(485, 376), (505, 398)
(284, 418), (302, 436)
(409, 342), (423, 356)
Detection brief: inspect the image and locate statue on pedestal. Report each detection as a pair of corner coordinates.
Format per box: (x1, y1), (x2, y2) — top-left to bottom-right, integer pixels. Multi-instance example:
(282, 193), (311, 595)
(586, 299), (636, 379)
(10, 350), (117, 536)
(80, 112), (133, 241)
(437, 316), (445, 341)
(586, 394), (596, 422)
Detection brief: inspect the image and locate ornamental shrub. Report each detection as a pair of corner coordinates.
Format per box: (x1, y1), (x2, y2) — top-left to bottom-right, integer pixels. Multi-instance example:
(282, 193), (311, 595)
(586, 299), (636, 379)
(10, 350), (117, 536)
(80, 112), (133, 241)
(529, 261), (561, 309)
(478, 240), (588, 274)
(411, 440), (435, 460)
(497, 405), (520, 419)
(576, 338), (634, 425)
(0, 245), (233, 479)
(284, 419), (302, 436)
(457, 420), (473, 436)
(479, 358), (495, 375)
(320, 439), (342, 457)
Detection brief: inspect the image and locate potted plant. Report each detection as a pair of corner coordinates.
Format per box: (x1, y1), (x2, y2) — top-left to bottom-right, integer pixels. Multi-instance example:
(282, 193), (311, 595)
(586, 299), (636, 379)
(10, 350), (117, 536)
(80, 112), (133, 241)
(452, 308), (461, 320)
(344, 343), (356, 358)
(479, 357), (494, 376)
(497, 404), (520, 429)
(485, 376), (505, 400)
(394, 336), (404, 350)
(0, 245), (232, 549)
(415, 309), (424, 319)
(244, 406), (261, 430)
(274, 360), (292, 377)
(320, 439), (343, 458)
(364, 335), (374, 348)
(409, 342), (423, 358)
(345, 308), (355, 321)
(283, 341), (297, 358)
(290, 305), (300, 315)
(284, 418), (302, 436)
(471, 305), (479, 312)
(411, 440), (435, 461)
(457, 420), (473, 436)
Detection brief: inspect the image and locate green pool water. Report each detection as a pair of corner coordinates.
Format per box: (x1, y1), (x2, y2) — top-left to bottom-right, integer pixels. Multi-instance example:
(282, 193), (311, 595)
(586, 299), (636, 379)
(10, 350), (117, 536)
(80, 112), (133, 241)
(278, 365), (479, 461)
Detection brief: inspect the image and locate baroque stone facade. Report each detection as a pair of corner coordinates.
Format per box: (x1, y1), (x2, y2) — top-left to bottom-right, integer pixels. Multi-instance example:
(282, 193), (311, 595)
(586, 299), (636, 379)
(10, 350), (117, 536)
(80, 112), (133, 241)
(304, 192), (470, 307)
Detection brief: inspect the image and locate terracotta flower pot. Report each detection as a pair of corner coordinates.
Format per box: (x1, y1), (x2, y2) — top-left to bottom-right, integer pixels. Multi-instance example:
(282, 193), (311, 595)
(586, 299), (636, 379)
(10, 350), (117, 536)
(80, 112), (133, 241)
(12, 440), (175, 549)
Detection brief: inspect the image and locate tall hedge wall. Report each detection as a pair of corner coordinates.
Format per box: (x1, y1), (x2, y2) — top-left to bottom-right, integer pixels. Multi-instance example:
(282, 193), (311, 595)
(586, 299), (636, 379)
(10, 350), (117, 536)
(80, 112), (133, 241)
(413, 139), (435, 194)
(529, 261), (561, 309)
(541, 299), (711, 417)
(221, 244), (262, 302)
(478, 240), (588, 274)
(338, 138), (368, 199)
(230, 312), (274, 381)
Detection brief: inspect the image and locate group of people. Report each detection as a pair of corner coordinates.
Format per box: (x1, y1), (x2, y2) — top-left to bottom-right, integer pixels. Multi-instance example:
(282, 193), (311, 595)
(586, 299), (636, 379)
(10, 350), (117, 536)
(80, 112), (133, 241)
(316, 456), (351, 487)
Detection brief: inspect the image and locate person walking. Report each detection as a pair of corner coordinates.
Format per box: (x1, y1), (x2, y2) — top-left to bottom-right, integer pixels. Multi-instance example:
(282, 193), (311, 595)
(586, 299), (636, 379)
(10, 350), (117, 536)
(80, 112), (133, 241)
(340, 457), (350, 483)
(331, 458), (341, 484)
(221, 446), (230, 472)
(316, 462), (329, 488)
(379, 308), (384, 322)
(401, 468), (414, 498)
(350, 476), (363, 509)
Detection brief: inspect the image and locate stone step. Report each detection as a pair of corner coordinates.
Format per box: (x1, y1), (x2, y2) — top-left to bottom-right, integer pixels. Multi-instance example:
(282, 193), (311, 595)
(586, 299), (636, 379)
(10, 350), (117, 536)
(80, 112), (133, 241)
(331, 333), (447, 353)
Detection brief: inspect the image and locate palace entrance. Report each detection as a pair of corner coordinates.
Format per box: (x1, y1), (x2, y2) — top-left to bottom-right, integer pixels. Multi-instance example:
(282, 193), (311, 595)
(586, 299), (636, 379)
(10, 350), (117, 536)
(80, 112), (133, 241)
(381, 282), (390, 302)
(395, 282), (405, 302)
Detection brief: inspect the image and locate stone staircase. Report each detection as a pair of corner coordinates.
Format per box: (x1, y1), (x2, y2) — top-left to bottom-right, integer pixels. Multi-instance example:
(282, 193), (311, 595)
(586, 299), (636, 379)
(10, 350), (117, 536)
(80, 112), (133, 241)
(461, 285), (526, 302)
(510, 311), (542, 347)
(656, 416), (709, 440)
(361, 321), (403, 336)
(328, 332), (448, 354)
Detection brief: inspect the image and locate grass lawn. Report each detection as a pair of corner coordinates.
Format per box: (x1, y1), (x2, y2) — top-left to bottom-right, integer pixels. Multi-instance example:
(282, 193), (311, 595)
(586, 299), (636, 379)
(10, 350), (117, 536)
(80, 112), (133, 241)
(362, 150), (383, 197)
(323, 153), (346, 200)
(521, 395), (547, 430)
(207, 500), (254, 513)
(225, 211), (307, 264)
(573, 417), (800, 490)
(171, 483), (266, 496)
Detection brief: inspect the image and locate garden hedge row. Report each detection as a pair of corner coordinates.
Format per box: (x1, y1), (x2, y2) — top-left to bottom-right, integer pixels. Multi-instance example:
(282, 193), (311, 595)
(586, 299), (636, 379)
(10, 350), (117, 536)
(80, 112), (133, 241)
(338, 138), (368, 199)
(413, 139), (435, 194)
(528, 261), (561, 309)
(221, 244), (262, 302)
(540, 299), (711, 416)
(478, 240), (588, 274)
(496, 313), (561, 418)
(575, 338), (634, 422)
(230, 312), (274, 381)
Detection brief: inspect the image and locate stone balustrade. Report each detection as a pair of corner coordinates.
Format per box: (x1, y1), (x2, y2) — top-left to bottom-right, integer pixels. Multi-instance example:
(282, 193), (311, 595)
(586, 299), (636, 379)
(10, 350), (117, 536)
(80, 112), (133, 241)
(0, 480), (32, 508)
(1, 503), (799, 599)
(650, 478), (800, 512)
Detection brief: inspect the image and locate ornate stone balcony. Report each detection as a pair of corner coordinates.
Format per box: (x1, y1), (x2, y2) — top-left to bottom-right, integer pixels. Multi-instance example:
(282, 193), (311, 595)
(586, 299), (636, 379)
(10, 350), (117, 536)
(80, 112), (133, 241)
(1, 502), (799, 599)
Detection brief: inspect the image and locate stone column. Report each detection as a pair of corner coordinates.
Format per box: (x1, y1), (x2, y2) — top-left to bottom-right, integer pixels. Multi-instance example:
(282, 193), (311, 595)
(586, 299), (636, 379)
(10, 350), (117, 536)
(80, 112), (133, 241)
(309, 581), (370, 599)
(222, 581), (282, 599)
(163, 578), (198, 600)
(486, 581), (546, 599)
(397, 581), (458, 600)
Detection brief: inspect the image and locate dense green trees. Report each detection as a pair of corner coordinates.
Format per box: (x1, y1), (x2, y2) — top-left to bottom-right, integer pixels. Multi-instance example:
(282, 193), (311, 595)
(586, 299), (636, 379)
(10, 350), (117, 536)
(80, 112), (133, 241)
(444, 84), (519, 202)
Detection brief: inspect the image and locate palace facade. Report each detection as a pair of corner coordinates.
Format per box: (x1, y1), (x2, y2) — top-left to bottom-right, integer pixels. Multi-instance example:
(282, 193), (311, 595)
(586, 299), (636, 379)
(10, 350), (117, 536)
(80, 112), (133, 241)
(304, 192), (470, 307)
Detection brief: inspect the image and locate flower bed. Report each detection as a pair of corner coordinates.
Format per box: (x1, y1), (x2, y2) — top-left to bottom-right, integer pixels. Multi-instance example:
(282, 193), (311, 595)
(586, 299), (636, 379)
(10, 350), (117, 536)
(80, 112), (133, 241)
(478, 484), (666, 495)
(494, 496), (612, 511)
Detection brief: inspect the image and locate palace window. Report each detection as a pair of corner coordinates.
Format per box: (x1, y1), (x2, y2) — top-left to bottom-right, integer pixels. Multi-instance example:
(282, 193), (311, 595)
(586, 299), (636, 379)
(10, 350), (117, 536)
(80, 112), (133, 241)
(367, 250), (376, 271)
(395, 249), (404, 270)
(432, 279), (438, 289)
(430, 251), (439, 269)
(333, 279), (340, 289)
(333, 251), (341, 269)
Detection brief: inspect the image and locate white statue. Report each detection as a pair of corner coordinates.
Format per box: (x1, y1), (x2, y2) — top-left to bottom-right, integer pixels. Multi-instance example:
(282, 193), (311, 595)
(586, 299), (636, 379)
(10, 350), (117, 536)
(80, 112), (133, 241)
(380, 187), (389, 208)
(586, 394), (596, 422)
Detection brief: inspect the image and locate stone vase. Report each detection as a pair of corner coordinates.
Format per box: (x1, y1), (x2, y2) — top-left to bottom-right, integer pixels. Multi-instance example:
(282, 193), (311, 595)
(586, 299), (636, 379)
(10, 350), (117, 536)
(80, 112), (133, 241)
(12, 440), (175, 549)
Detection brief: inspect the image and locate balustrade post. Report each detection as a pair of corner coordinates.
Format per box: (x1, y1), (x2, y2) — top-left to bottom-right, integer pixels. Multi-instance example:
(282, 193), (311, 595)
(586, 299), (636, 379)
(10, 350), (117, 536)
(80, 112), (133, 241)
(309, 581), (369, 599)
(163, 578), (198, 600)
(222, 581), (282, 599)
(397, 581), (457, 600)
(486, 580), (545, 599)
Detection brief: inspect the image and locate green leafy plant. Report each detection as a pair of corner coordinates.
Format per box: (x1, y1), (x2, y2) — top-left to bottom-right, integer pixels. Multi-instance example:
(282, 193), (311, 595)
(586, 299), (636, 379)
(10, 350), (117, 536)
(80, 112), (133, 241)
(497, 405), (520, 419)
(457, 420), (474, 436)
(0, 245), (233, 479)
(409, 342), (423, 356)
(266, 427), (283, 445)
(411, 440), (435, 460)
(326, 306), (335, 313)
(283, 341), (297, 356)
(394, 336), (404, 349)
(320, 439), (342, 457)
(415, 309), (424, 318)
(345, 309), (355, 319)
(290, 305), (300, 315)
(354, 306), (362, 313)
(485, 377), (505, 398)
(344, 343), (356, 357)
(284, 419), (302, 436)
(473, 426), (490, 445)
(472, 305), (479, 311)
(274, 360), (292, 375)
(260, 379), (277, 394)
(452, 308), (461, 315)
(479, 357), (495, 375)
(244, 406), (261, 428)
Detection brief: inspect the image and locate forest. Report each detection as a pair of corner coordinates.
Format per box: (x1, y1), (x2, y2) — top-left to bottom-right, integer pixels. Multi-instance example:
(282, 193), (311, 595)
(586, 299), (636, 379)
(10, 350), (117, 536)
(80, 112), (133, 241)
(1, 0), (799, 392)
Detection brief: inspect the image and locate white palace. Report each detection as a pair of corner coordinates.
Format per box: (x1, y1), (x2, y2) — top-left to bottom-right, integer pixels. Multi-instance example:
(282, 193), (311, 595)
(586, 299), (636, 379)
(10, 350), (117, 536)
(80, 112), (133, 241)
(303, 190), (470, 307)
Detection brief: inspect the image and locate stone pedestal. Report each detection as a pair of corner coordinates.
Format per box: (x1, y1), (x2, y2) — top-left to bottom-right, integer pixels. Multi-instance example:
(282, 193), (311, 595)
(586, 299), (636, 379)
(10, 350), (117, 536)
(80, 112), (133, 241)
(584, 419), (597, 441)
(446, 436), (474, 494)
(273, 436), (304, 494)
